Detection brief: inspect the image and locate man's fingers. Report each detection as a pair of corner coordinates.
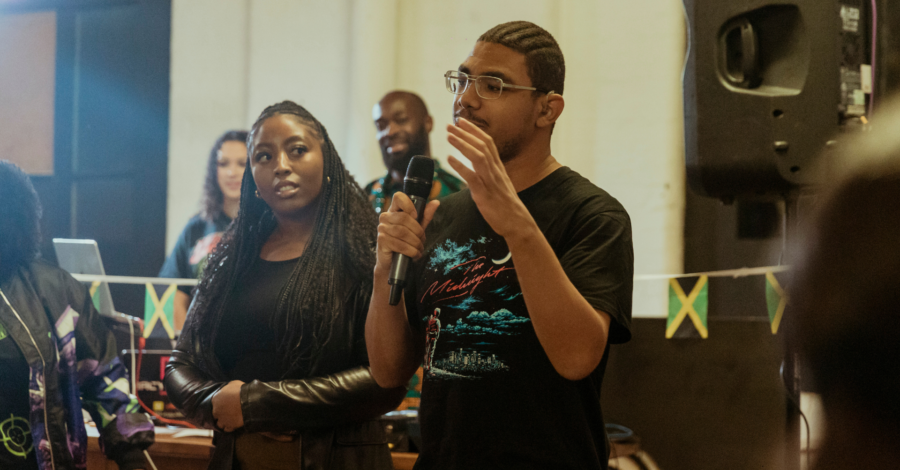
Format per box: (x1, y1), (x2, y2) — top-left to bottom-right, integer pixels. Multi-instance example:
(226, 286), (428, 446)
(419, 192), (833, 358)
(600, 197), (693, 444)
(379, 211), (426, 239)
(447, 129), (489, 172)
(446, 156), (479, 190)
(450, 120), (493, 156)
(456, 117), (495, 148)
(388, 191), (418, 219)
(378, 222), (425, 254)
(451, 119), (501, 166)
(420, 200), (440, 231)
(377, 231), (421, 259)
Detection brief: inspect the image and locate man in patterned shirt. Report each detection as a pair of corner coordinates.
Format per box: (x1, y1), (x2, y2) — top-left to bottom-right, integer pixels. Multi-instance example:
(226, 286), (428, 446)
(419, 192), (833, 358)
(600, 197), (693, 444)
(366, 91), (464, 213)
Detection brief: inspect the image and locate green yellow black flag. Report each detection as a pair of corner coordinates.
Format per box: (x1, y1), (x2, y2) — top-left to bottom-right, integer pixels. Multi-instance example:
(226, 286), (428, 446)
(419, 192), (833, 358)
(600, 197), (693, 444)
(89, 281), (102, 311)
(144, 283), (177, 339)
(667, 275), (709, 339)
(765, 271), (788, 334)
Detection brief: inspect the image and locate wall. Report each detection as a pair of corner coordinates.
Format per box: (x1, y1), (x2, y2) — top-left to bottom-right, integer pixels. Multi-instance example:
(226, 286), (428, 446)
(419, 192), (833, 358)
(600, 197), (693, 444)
(167, 0), (686, 318)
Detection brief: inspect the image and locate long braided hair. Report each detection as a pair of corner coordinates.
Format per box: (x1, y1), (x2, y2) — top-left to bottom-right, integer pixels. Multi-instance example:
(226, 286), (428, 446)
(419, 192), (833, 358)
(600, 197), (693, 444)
(184, 101), (377, 375)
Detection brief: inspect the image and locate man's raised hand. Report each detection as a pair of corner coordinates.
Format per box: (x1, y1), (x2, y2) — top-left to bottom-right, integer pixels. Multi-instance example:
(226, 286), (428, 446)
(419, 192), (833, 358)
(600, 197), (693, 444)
(446, 117), (531, 239)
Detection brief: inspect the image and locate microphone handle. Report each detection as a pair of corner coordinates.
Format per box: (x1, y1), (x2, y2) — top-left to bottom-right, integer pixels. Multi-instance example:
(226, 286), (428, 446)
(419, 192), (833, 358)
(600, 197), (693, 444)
(388, 194), (429, 306)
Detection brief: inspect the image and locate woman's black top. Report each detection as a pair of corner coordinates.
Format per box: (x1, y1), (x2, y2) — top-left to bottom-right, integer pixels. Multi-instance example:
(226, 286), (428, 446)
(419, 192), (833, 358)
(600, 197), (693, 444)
(214, 256), (300, 382)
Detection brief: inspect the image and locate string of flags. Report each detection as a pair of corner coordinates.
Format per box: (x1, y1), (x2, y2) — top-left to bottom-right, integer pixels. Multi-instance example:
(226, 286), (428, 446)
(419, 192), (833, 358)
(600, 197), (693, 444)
(73, 274), (196, 341)
(73, 265), (792, 341)
(664, 268), (789, 339)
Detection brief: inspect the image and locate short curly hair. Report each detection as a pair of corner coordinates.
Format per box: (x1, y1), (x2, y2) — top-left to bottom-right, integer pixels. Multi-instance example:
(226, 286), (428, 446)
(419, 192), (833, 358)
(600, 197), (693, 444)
(478, 21), (565, 95)
(0, 160), (42, 279)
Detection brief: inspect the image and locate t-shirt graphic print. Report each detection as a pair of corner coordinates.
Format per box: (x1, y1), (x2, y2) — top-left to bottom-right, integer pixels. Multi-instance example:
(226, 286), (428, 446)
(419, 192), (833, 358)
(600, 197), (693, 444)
(419, 236), (528, 381)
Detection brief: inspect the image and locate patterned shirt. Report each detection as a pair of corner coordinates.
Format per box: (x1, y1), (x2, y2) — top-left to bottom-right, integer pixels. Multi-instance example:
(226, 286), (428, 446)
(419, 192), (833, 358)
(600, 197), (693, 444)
(364, 159), (465, 214)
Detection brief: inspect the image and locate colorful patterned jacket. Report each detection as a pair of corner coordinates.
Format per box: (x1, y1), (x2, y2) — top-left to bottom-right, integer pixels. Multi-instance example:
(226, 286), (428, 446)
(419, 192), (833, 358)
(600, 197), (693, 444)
(0, 259), (154, 470)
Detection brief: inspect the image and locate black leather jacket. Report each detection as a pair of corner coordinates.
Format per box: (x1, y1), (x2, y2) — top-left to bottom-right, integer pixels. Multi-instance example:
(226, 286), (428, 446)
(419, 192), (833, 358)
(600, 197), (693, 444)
(164, 286), (407, 470)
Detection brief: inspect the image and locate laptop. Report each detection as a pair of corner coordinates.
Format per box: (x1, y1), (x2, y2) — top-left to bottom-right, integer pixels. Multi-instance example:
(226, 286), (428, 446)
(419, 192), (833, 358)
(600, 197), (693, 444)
(53, 238), (116, 316)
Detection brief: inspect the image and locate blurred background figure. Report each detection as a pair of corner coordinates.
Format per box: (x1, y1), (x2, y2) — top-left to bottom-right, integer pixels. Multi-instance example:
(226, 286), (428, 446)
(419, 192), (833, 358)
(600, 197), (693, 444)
(159, 130), (248, 330)
(366, 91), (464, 214)
(0, 160), (154, 470)
(791, 98), (900, 470)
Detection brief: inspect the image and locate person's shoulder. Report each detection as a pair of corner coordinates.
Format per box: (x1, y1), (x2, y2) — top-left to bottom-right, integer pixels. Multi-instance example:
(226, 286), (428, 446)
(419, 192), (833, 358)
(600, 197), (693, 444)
(430, 187), (473, 229)
(364, 176), (386, 194)
(436, 187), (472, 210)
(185, 213), (208, 227)
(178, 213), (215, 239)
(27, 258), (71, 280)
(23, 259), (85, 300)
(550, 167), (630, 221)
(176, 213), (207, 234)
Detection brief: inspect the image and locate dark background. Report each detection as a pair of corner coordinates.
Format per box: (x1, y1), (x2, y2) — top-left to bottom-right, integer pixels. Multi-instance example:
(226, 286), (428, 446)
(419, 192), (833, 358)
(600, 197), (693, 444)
(600, 1), (900, 469)
(2, 0), (171, 318)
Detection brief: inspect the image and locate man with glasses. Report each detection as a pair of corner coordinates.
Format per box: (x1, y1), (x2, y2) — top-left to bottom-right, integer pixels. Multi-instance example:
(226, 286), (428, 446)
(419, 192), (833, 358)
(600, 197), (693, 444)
(367, 21), (634, 470)
(366, 91), (464, 214)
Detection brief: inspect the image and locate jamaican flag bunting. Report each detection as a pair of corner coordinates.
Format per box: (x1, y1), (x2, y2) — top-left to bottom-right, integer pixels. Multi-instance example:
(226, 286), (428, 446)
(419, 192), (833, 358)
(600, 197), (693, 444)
(89, 281), (102, 311)
(765, 271), (788, 334)
(144, 283), (177, 339)
(666, 275), (709, 339)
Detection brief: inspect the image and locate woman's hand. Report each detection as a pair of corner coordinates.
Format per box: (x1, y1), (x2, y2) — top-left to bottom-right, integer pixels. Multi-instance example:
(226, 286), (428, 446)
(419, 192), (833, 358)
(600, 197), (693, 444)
(211, 380), (245, 432)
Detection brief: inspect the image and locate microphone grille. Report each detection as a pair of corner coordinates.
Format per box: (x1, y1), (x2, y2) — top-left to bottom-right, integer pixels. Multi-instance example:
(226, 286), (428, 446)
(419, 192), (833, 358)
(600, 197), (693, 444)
(406, 156), (434, 181)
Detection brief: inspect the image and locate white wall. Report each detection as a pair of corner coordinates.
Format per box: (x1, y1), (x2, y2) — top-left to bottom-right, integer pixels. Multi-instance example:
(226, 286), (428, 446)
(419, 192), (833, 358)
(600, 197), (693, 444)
(167, 0), (686, 318)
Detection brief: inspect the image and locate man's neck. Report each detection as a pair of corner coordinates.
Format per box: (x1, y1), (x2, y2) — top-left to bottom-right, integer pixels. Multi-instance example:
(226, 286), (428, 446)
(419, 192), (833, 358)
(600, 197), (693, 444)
(504, 145), (562, 193)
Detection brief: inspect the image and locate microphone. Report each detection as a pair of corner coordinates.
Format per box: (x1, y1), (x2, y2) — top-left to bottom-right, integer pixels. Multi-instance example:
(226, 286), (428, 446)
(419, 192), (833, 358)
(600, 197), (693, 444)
(388, 156), (434, 306)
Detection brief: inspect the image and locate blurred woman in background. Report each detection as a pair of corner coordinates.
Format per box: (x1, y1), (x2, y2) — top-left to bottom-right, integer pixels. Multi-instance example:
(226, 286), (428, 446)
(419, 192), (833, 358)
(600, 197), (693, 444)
(159, 130), (248, 329)
(165, 101), (405, 470)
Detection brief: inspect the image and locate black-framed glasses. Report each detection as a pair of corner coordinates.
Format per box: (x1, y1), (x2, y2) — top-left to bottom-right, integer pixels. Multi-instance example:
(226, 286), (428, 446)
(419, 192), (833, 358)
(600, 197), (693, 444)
(444, 70), (547, 100)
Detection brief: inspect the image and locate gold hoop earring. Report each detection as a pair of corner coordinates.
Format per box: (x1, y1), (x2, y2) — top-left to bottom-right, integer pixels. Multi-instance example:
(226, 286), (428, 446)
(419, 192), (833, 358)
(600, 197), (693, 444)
(327, 176), (331, 183)
(255, 190), (261, 198)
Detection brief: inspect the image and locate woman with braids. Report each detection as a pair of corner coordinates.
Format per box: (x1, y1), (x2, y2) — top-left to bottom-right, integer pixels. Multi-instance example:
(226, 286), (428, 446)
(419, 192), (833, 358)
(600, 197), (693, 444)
(164, 101), (406, 470)
(159, 130), (248, 330)
(0, 161), (154, 470)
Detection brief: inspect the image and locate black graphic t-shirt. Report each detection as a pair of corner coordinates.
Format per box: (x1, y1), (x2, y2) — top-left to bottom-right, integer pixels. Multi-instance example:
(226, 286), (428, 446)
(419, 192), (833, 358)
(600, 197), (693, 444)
(0, 322), (37, 470)
(405, 167), (633, 470)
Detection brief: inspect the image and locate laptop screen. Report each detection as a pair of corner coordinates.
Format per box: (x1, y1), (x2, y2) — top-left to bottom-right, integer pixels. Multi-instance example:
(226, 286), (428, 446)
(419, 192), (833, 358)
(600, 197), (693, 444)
(52, 238), (116, 316)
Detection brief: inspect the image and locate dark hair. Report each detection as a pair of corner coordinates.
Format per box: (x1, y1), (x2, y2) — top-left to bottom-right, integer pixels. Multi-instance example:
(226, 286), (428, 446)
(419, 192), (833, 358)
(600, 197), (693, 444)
(791, 171), (900, 428)
(0, 161), (42, 280)
(200, 130), (249, 221)
(478, 21), (565, 96)
(184, 101), (377, 374)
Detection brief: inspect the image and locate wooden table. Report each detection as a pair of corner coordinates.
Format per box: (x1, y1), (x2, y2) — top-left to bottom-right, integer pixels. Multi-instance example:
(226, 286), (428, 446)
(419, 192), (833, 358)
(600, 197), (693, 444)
(86, 425), (418, 470)
(87, 425), (212, 470)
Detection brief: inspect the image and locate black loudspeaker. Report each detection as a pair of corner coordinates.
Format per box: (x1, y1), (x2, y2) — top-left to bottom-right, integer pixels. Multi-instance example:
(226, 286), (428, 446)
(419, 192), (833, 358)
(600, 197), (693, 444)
(684, 0), (871, 200)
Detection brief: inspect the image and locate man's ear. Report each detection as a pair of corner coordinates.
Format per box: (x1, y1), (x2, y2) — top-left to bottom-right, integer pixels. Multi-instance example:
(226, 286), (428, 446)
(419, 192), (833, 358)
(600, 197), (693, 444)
(536, 93), (564, 129)
(424, 115), (434, 133)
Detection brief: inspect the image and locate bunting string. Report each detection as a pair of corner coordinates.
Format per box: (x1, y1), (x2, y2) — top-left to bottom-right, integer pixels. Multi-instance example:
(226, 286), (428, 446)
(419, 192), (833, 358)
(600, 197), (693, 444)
(72, 265), (791, 286)
(72, 266), (792, 339)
